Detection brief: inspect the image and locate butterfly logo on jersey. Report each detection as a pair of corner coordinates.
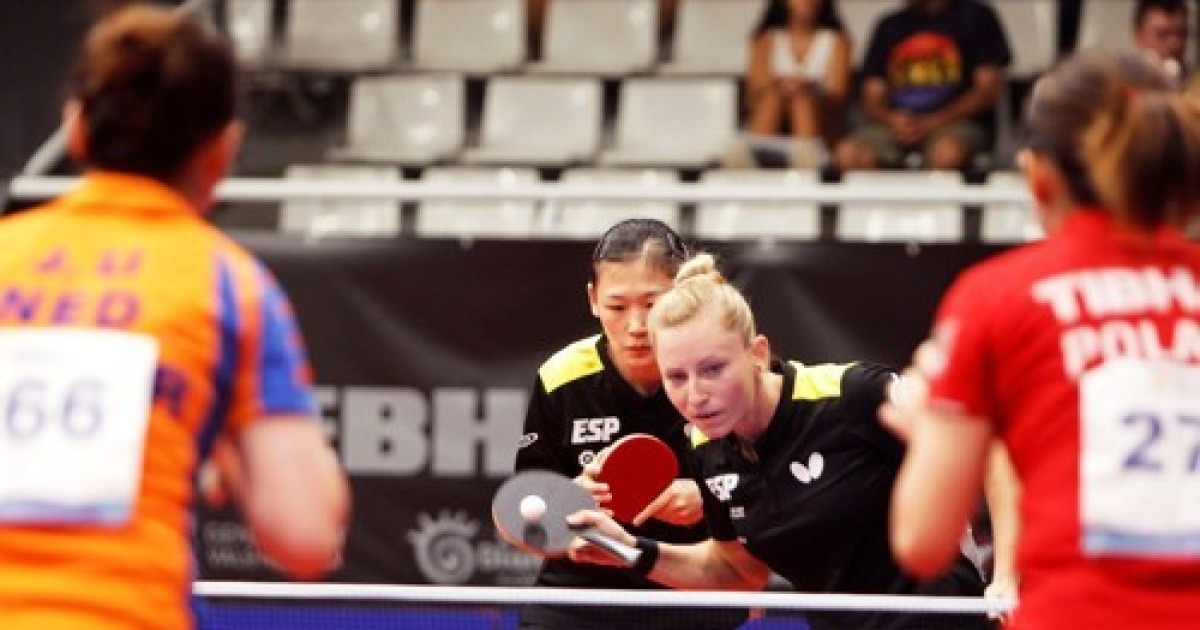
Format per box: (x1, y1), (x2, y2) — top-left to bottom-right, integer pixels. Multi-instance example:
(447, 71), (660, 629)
(791, 452), (825, 484)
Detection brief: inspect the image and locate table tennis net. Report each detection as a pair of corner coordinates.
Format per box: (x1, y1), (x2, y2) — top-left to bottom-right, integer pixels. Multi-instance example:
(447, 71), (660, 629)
(194, 582), (1009, 630)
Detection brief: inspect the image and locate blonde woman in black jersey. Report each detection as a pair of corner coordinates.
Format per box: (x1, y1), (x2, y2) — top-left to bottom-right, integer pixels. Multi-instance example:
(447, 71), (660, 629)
(513, 220), (745, 630)
(568, 253), (991, 630)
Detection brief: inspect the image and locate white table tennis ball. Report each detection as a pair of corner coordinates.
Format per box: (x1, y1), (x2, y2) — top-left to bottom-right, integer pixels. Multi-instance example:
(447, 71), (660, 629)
(519, 494), (548, 523)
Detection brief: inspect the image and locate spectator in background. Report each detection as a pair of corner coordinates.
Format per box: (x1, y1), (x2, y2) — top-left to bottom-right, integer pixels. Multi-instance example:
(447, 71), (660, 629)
(1132, 0), (1192, 85)
(835, 0), (1011, 171)
(724, 0), (852, 169)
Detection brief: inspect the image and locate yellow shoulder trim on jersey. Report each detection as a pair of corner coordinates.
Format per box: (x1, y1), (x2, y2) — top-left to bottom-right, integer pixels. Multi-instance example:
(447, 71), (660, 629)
(539, 335), (604, 393)
(790, 362), (851, 401)
(689, 424), (712, 449)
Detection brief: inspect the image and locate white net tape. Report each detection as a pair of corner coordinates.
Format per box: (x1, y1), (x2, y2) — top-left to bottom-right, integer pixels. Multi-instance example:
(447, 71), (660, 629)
(194, 581), (1013, 616)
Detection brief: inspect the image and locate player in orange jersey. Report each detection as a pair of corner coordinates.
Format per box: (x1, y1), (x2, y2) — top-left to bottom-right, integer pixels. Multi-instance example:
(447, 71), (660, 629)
(0, 5), (349, 629)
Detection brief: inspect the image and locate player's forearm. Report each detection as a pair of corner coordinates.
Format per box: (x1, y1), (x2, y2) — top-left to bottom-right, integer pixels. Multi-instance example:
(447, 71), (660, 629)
(891, 408), (991, 580)
(646, 539), (767, 591)
(985, 443), (1020, 584)
(249, 442), (349, 579)
(240, 421), (351, 579)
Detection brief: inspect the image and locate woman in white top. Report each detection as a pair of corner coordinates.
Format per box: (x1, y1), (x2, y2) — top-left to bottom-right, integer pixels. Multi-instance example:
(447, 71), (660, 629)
(744, 0), (852, 163)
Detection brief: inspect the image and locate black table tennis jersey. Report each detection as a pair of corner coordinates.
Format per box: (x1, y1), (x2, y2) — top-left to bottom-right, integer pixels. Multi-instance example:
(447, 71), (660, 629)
(517, 335), (708, 552)
(515, 335), (745, 629)
(691, 360), (989, 630)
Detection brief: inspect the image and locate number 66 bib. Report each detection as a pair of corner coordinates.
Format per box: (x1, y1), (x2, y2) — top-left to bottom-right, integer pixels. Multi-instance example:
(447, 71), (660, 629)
(0, 328), (158, 526)
(1080, 357), (1200, 557)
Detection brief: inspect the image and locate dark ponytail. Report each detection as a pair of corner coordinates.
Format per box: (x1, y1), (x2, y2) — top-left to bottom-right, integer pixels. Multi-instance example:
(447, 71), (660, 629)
(1023, 49), (1200, 231)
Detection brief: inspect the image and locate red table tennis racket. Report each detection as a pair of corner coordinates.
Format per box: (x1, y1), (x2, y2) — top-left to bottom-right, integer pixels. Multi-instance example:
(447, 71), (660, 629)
(492, 470), (641, 564)
(595, 433), (679, 524)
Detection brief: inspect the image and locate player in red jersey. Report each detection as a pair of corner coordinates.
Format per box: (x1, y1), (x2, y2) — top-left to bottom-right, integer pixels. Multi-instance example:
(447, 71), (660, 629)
(884, 49), (1200, 629)
(0, 6), (349, 629)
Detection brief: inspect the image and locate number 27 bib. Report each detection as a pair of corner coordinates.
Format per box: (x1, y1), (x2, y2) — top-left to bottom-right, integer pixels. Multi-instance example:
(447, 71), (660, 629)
(0, 328), (158, 526)
(1080, 358), (1200, 557)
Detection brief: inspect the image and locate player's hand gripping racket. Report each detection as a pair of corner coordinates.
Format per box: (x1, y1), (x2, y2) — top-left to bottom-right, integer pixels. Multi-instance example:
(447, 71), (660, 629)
(595, 433), (679, 524)
(492, 470), (641, 565)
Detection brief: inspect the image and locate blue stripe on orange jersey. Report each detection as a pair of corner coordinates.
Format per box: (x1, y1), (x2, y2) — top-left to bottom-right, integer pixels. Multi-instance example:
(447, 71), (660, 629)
(197, 254), (239, 462)
(224, 246), (265, 431)
(255, 265), (314, 415)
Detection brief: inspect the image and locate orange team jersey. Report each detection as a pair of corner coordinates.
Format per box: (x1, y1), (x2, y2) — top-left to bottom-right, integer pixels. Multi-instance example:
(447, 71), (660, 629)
(0, 173), (316, 630)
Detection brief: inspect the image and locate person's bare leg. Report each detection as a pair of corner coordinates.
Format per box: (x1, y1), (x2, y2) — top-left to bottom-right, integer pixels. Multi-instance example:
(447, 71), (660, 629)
(787, 92), (824, 167)
(835, 138), (878, 171)
(926, 134), (970, 170)
(747, 91), (785, 136)
(787, 92), (821, 139)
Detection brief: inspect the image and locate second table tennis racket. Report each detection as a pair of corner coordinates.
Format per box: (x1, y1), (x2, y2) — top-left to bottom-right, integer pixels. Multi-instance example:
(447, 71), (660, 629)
(595, 433), (679, 524)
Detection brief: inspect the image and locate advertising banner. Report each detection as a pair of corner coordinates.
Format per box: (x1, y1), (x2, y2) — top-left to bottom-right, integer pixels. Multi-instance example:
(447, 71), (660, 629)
(197, 236), (1003, 585)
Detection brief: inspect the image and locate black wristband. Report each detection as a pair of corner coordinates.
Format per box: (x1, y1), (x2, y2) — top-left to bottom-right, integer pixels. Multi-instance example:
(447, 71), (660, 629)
(631, 536), (660, 576)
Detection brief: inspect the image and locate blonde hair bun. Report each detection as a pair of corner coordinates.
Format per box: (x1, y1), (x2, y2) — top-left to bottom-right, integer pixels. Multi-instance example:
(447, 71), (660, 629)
(675, 253), (725, 285)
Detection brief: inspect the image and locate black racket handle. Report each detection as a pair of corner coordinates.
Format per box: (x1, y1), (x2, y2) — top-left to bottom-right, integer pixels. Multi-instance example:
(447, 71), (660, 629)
(569, 524), (641, 566)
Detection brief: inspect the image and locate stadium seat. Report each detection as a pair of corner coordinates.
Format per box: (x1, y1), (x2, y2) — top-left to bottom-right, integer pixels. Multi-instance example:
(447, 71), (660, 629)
(461, 77), (602, 167)
(981, 170), (1043, 243)
(223, 0), (274, 69)
(836, 170), (964, 242)
(279, 164), (402, 238)
(540, 168), (681, 239)
(279, 0), (400, 73)
(330, 74), (464, 166)
(659, 0), (767, 76)
(416, 167), (540, 238)
(1077, 0), (1137, 53)
(411, 0), (526, 74)
(984, 0), (1055, 80)
(694, 169), (820, 241)
(530, 0), (658, 76)
(597, 78), (736, 168)
(839, 0), (896, 68)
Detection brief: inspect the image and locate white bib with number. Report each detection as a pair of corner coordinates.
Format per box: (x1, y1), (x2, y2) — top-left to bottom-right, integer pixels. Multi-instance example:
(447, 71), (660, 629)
(0, 328), (158, 526)
(1080, 358), (1200, 557)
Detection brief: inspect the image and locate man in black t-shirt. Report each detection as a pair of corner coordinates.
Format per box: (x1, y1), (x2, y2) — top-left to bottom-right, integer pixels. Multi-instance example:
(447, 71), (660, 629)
(835, 0), (1011, 171)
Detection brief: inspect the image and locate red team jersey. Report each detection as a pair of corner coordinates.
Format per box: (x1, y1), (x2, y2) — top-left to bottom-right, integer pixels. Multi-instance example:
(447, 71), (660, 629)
(0, 173), (316, 629)
(928, 211), (1200, 629)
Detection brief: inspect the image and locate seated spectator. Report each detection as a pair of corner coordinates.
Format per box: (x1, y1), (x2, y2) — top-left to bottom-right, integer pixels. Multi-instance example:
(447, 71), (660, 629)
(724, 0), (852, 168)
(1132, 0), (1191, 85)
(834, 0), (1011, 172)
